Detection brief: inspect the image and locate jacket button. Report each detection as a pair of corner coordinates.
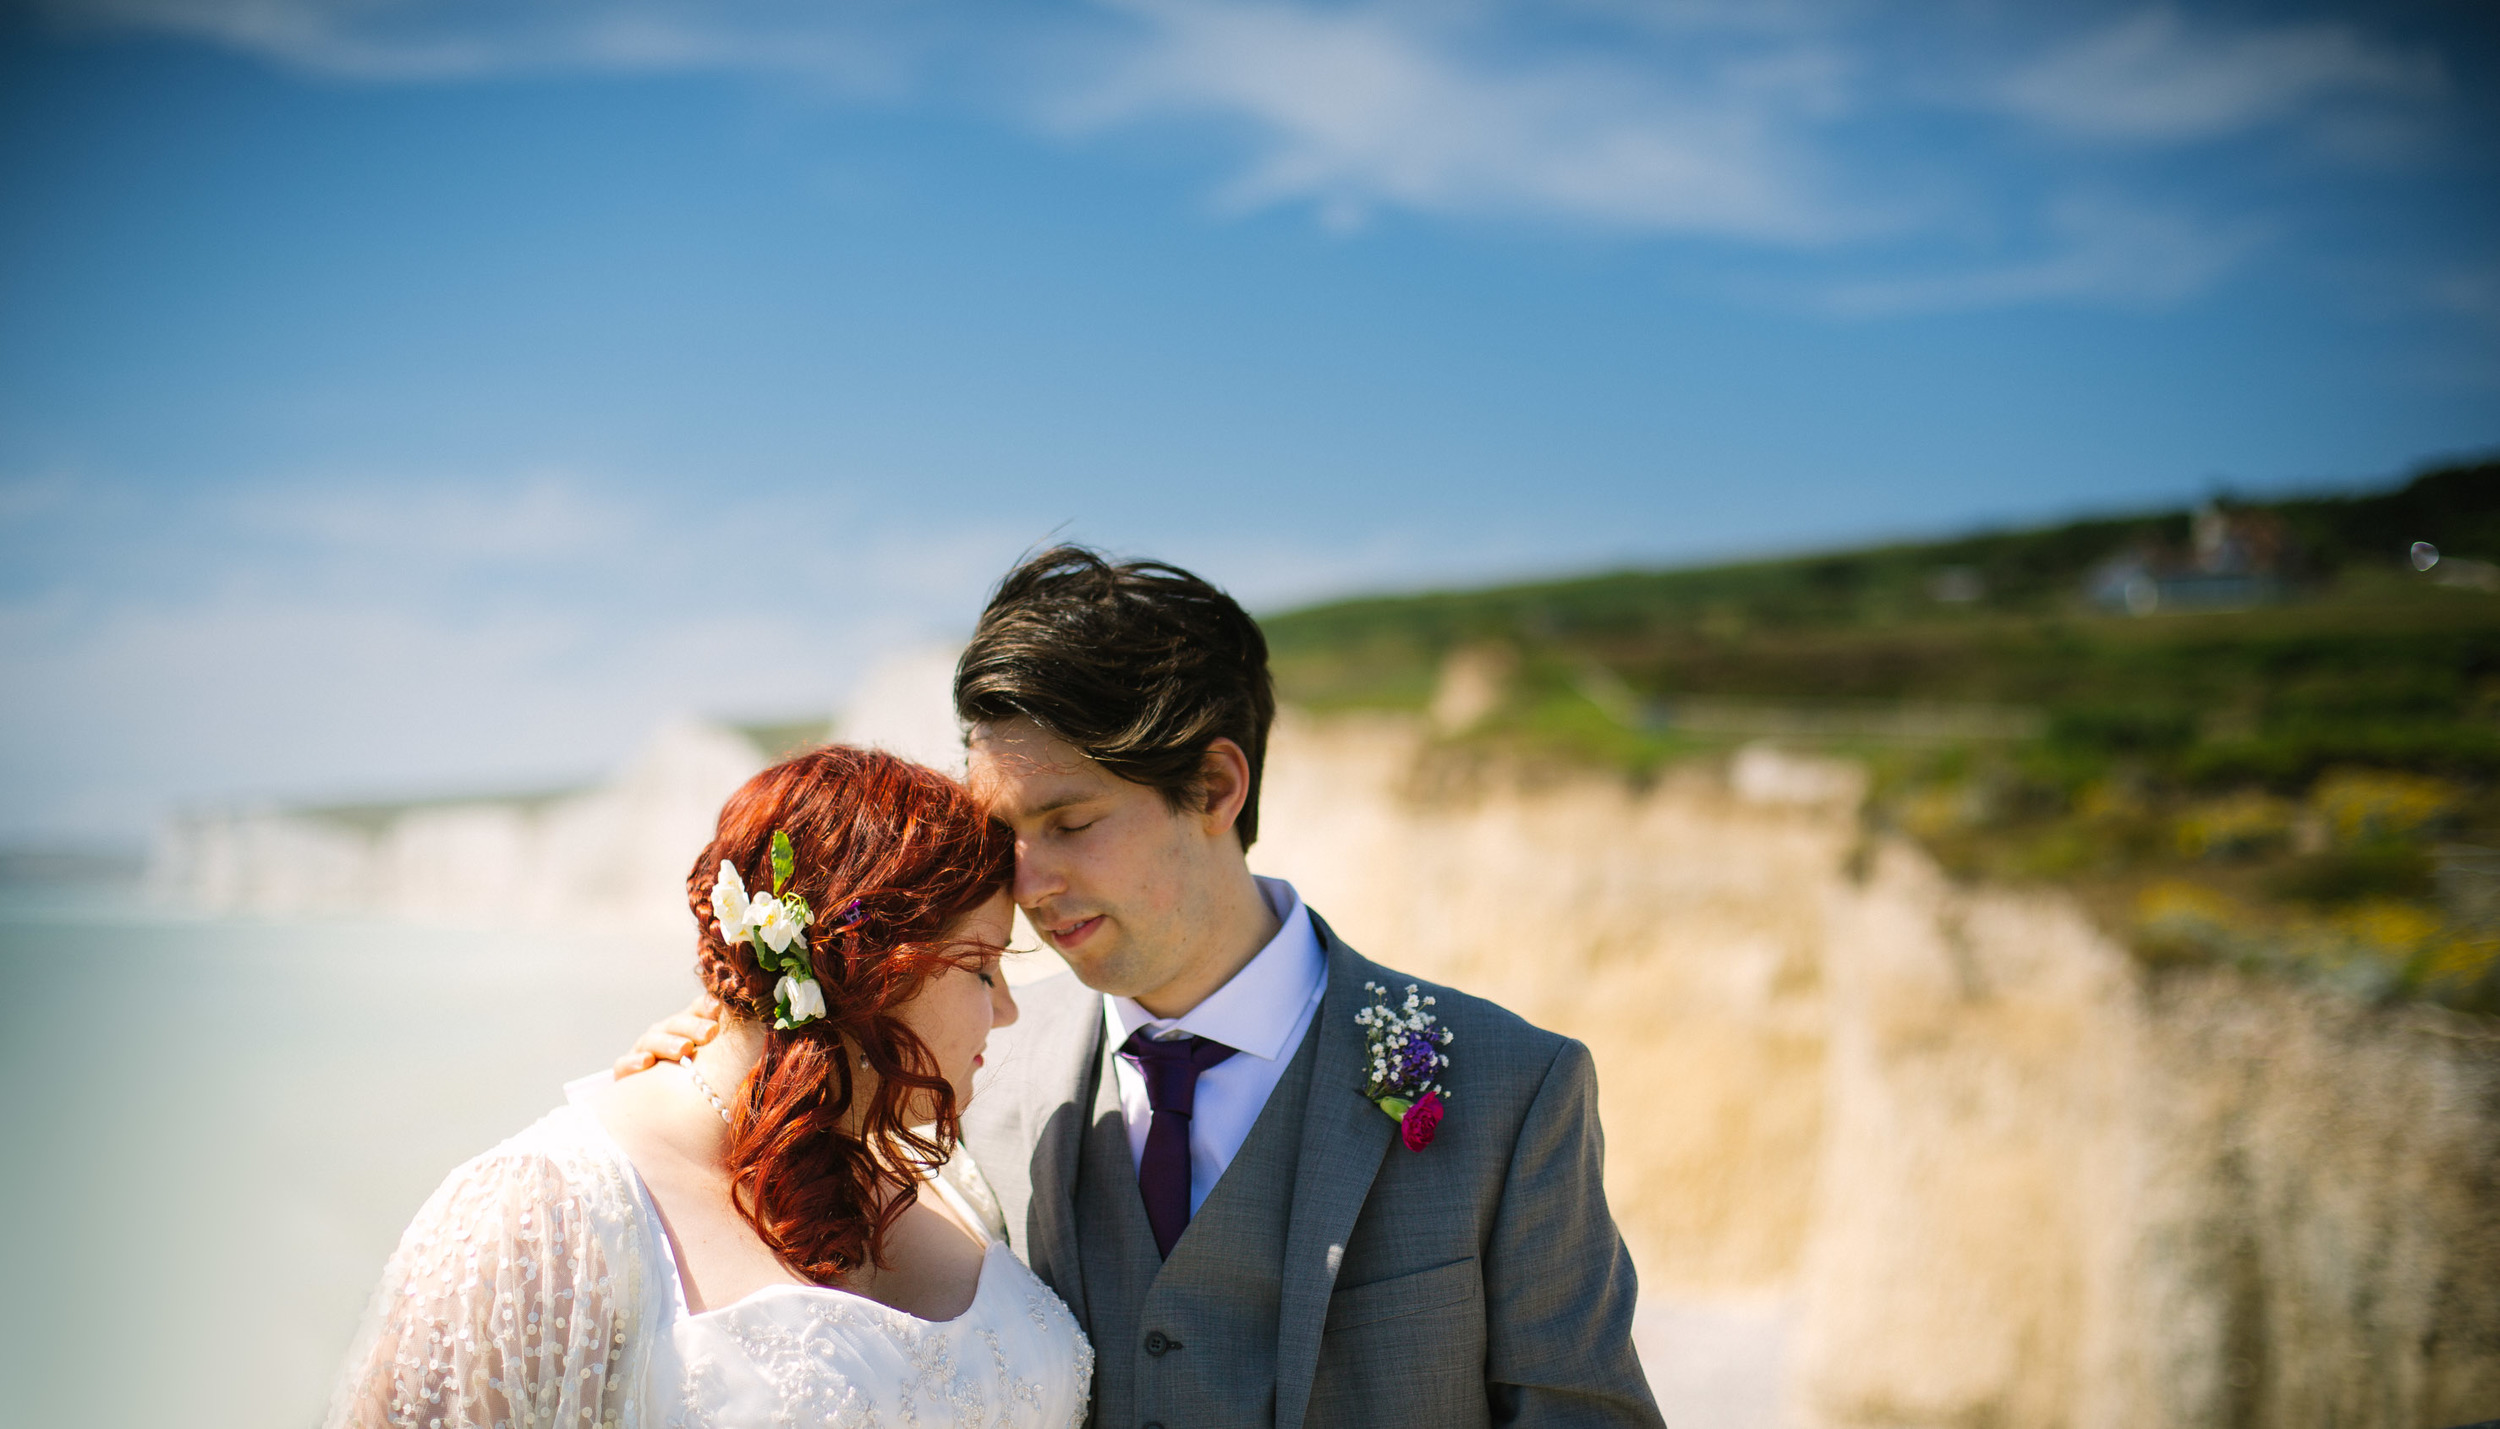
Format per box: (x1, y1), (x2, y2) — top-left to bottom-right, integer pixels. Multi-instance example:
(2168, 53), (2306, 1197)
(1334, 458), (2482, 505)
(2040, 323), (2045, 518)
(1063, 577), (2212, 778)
(1144, 1330), (1171, 1355)
(1144, 1422), (1166, 1429)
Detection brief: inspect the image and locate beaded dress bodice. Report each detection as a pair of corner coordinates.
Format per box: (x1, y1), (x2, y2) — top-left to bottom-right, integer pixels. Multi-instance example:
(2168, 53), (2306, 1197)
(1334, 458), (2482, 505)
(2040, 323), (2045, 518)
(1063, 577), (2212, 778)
(327, 1101), (1093, 1429)
(652, 1178), (1092, 1429)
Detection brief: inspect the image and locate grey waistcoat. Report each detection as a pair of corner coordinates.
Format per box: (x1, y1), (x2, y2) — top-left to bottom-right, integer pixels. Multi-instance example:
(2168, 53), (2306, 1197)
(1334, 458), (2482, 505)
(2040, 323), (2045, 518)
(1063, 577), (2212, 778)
(1076, 1018), (1322, 1429)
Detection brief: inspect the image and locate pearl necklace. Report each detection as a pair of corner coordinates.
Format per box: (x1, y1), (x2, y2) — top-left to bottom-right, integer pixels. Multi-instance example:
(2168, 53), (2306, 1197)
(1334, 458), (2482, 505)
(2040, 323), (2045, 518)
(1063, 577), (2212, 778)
(682, 1060), (734, 1125)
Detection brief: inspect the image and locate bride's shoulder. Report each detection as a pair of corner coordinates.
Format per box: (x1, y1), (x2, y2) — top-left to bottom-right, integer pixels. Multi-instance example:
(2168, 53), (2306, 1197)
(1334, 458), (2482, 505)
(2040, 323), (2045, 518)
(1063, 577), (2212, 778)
(481, 1100), (623, 1170)
(407, 1103), (643, 1236)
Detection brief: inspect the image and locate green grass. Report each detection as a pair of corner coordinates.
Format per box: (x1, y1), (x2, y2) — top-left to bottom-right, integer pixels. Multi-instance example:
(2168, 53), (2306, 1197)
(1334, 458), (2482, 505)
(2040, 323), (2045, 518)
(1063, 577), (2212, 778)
(1262, 458), (2500, 1011)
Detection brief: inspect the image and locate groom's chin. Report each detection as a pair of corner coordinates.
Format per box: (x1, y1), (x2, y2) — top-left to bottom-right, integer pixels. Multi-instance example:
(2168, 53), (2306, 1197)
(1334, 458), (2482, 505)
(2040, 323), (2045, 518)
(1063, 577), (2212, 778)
(1055, 939), (1138, 996)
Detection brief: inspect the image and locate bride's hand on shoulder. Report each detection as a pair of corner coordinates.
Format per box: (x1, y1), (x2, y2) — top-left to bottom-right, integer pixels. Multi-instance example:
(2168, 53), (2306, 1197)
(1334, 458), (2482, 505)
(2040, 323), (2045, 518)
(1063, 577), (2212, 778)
(613, 993), (727, 1077)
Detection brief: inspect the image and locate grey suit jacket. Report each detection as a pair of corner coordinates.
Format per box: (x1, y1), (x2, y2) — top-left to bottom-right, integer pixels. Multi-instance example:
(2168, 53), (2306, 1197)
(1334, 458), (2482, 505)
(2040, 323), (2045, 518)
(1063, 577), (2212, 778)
(961, 913), (1665, 1429)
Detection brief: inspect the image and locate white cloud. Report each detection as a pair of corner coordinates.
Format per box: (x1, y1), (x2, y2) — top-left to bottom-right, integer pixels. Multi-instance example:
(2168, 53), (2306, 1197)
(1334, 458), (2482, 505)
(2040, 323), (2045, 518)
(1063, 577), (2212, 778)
(0, 472), (79, 526)
(0, 470), (1035, 841)
(2, 451), (1548, 842)
(2425, 266), (2500, 326)
(222, 475), (648, 567)
(1813, 195), (2266, 317)
(30, 0), (2470, 316)
(1993, 8), (2442, 143)
(1059, 0), (1872, 243)
(44, 0), (920, 88)
(44, 0), (1882, 244)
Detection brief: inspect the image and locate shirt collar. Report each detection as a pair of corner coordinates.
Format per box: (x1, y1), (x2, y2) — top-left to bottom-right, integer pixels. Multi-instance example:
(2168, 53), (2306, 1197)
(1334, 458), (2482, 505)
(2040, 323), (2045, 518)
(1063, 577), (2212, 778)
(1105, 875), (1326, 1063)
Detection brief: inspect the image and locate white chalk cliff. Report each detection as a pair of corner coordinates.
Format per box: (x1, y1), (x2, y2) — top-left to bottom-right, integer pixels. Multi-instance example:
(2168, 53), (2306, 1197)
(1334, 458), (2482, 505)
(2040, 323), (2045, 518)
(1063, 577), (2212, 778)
(1250, 711), (2500, 1429)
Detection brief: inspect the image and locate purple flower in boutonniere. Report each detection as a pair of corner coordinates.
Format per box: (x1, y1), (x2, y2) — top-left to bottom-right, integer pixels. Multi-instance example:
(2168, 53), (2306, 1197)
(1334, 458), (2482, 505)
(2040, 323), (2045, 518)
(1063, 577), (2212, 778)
(1357, 980), (1453, 1150)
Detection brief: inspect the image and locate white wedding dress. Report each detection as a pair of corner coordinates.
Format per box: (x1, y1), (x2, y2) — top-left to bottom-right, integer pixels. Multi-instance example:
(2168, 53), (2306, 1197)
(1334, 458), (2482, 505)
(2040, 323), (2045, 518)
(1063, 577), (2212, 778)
(326, 1083), (1093, 1429)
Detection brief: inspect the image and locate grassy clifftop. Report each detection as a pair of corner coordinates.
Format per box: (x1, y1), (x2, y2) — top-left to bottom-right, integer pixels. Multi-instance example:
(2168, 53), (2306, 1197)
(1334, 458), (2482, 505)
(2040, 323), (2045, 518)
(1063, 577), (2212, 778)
(1263, 458), (2500, 1011)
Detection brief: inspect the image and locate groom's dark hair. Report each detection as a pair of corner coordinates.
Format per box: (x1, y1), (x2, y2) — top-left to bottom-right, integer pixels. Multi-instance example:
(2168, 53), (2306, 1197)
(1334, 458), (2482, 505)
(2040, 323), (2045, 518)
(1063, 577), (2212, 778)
(955, 545), (1277, 848)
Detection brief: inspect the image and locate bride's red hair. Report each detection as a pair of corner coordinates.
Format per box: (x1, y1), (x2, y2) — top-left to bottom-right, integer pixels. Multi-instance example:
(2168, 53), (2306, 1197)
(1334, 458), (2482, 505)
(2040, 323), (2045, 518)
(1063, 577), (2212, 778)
(685, 745), (1014, 1282)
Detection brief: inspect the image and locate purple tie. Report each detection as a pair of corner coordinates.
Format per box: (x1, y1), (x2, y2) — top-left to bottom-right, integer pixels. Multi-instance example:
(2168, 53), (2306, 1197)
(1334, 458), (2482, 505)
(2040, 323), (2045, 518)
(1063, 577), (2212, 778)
(1119, 1029), (1238, 1258)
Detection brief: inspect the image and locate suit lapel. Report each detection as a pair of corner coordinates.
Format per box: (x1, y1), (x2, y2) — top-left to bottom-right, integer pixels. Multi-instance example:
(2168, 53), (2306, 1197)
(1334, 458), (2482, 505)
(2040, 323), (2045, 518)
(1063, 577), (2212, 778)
(1273, 917), (1398, 1429)
(1020, 994), (1102, 1321)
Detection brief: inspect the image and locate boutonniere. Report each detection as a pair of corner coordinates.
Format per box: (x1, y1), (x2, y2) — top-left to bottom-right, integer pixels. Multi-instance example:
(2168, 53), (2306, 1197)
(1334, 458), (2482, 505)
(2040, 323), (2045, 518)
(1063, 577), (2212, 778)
(1357, 981), (1453, 1150)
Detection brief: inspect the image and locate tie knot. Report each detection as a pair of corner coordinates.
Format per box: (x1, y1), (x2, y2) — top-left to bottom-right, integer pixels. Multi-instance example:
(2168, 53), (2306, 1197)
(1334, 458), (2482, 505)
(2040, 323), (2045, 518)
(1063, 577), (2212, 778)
(1119, 1031), (1237, 1117)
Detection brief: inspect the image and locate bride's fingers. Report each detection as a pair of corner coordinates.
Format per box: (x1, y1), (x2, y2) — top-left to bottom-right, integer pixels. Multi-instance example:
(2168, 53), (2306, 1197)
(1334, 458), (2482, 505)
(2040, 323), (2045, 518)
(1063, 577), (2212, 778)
(611, 1002), (727, 1077)
(631, 1028), (697, 1063)
(660, 1012), (720, 1044)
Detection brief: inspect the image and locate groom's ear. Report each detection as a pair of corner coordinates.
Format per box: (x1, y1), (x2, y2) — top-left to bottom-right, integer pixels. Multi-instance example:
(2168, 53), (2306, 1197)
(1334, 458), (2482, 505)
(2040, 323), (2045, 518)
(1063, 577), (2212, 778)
(1191, 738), (1255, 848)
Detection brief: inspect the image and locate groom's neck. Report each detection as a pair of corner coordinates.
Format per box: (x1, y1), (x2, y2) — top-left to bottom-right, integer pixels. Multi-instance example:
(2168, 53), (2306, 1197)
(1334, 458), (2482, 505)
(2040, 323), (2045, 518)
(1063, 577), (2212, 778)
(1132, 862), (1283, 1022)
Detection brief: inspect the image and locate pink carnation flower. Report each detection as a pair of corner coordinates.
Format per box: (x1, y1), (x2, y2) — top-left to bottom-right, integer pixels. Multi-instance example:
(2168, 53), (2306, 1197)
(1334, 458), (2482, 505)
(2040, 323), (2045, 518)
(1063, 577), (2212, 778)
(1401, 1089), (1444, 1151)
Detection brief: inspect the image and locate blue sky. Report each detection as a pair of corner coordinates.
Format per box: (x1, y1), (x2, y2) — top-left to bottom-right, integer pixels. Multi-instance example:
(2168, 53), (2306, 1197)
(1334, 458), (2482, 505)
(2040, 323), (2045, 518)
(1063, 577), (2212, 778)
(2, 0), (2495, 841)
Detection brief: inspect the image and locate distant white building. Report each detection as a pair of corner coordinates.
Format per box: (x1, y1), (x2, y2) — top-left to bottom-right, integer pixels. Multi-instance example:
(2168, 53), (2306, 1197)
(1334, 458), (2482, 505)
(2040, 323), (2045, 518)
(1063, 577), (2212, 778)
(2085, 501), (2293, 615)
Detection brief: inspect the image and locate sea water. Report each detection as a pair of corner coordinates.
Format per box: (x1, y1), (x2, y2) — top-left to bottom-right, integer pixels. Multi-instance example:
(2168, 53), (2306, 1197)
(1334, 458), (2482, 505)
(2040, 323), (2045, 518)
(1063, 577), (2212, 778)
(0, 891), (1785, 1428)
(0, 892), (697, 1427)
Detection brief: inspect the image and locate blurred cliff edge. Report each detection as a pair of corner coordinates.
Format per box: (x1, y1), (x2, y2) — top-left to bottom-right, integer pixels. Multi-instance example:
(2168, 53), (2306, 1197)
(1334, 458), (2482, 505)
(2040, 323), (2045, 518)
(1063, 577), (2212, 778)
(146, 647), (968, 935)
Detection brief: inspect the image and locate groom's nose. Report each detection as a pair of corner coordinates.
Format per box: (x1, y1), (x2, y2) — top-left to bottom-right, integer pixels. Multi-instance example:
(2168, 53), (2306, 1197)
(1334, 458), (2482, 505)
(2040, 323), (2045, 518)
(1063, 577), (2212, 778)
(1012, 837), (1063, 909)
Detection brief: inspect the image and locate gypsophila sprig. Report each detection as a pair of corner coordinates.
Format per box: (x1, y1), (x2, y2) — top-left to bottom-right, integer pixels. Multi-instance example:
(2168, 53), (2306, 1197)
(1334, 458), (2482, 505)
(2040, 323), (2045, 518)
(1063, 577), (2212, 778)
(1356, 980), (1453, 1151)
(711, 829), (826, 1030)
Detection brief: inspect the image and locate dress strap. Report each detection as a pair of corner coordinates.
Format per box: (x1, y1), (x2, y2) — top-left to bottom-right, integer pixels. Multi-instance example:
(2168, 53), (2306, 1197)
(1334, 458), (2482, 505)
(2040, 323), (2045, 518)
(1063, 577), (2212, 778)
(932, 1142), (1010, 1245)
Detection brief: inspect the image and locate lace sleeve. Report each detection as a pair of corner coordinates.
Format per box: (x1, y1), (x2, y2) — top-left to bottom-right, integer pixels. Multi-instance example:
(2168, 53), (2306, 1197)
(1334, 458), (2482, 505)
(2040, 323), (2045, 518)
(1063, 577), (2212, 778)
(325, 1139), (645, 1429)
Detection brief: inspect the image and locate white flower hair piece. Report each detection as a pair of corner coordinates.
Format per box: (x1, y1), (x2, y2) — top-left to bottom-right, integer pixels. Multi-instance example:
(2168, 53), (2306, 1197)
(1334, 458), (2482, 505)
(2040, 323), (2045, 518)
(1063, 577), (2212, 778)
(712, 829), (825, 1030)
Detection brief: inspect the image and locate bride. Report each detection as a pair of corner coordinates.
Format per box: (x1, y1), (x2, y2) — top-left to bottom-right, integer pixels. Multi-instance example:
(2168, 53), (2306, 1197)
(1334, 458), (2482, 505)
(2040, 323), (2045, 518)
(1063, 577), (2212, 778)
(326, 745), (1094, 1428)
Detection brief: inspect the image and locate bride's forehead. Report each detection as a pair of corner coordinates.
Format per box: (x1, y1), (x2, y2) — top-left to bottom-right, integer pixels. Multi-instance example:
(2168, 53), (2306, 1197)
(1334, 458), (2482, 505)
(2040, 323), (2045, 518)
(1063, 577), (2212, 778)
(941, 909), (1011, 952)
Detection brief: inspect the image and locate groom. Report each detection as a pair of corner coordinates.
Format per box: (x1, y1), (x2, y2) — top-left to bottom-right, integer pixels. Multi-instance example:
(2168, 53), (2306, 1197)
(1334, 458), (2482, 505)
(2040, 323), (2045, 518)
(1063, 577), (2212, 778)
(652, 547), (1662, 1429)
(956, 545), (1657, 1429)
